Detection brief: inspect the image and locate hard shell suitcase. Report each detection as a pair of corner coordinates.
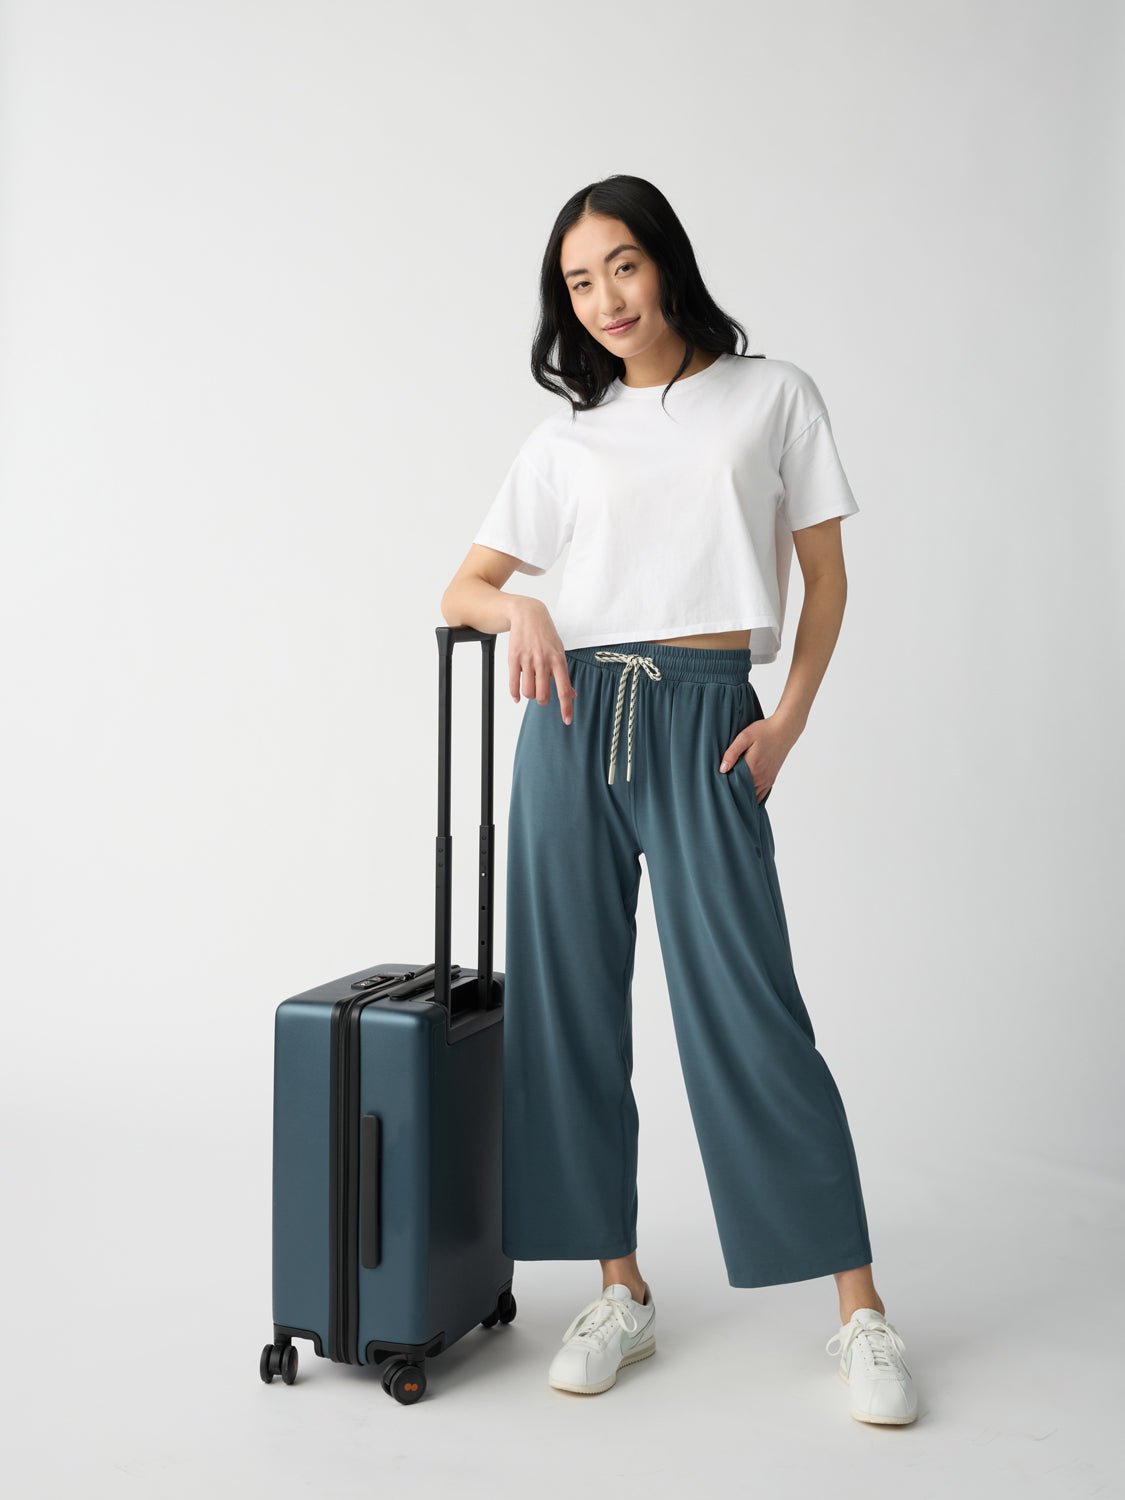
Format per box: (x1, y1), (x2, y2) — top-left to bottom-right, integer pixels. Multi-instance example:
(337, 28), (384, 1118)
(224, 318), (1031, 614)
(260, 627), (515, 1404)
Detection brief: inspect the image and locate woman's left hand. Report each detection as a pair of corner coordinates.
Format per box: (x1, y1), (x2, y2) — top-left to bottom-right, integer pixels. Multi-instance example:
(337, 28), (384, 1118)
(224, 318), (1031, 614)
(719, 714), (801, 803)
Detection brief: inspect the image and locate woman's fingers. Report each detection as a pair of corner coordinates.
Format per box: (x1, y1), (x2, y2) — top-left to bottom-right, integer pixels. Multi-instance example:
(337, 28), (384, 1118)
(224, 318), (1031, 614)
(720, 732), (773, 801)
(510, 649), (575, 723)
(508, 610), (572, 717)
(719, 732), (751, 775)
(553, 664), (577, 725)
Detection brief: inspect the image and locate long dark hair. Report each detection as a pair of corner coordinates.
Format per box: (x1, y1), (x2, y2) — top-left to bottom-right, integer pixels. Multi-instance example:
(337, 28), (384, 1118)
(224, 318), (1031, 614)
(531, 174), (758, 416)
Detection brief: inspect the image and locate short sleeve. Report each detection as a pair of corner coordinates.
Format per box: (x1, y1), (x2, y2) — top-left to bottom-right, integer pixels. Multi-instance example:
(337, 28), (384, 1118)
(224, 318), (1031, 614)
(472, 438), (575, 576)
(778, 389), (860, 533)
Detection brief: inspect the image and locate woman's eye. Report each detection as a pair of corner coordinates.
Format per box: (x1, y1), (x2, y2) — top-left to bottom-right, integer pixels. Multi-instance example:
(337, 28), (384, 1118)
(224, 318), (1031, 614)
(572, 263), (635, 293)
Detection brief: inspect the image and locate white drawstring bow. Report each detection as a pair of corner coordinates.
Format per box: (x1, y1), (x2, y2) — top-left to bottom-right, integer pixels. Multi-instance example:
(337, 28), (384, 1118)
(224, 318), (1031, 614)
(593, 650), (663, 784)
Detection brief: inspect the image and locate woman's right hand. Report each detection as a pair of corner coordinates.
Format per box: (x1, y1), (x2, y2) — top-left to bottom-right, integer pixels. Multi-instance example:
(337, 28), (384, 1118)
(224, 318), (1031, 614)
(508, 598), (577, 724)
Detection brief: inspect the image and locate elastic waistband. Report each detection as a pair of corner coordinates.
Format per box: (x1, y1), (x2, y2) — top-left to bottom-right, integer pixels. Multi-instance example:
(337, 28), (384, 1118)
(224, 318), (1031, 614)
(566, 639), (752, 686)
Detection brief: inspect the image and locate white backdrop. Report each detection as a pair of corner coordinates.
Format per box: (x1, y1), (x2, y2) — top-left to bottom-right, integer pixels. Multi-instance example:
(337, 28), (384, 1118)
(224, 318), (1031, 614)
(2, 1), (1122, 1496)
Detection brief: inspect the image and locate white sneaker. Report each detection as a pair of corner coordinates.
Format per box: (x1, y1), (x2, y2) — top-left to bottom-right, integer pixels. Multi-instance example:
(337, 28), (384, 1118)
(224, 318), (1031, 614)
(548, 1282), (656, 1395)
(826, 1307), (918, 1424)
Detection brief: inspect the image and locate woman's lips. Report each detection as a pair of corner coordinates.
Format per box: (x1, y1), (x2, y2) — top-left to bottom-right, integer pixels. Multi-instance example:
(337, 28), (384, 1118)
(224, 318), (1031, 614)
(604, 317), (639, 334)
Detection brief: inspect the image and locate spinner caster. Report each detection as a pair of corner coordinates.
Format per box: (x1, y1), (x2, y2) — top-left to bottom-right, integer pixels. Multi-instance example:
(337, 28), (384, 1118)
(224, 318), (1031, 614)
(260, 1340), (298, 1384)
(481, 1289), (517, 1328)
(381, 1358), (426, 1404)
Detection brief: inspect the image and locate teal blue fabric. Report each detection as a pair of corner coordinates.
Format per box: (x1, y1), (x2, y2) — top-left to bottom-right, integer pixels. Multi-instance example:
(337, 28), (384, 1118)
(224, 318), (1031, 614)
(501, 639), (873, 1288)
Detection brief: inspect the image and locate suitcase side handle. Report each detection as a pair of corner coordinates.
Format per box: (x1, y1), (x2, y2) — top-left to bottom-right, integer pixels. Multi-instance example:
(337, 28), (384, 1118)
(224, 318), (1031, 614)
(433, 626), (497, 1015)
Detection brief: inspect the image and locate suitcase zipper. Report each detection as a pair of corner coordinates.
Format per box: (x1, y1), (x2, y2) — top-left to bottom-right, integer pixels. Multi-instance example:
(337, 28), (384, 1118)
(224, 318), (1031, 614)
(327, 965), (456, 1363)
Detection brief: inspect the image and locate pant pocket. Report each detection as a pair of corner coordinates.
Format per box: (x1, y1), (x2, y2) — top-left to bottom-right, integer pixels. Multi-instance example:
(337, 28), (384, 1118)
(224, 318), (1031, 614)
(730, 686), (770, 805)
(734, 752), (767, 807)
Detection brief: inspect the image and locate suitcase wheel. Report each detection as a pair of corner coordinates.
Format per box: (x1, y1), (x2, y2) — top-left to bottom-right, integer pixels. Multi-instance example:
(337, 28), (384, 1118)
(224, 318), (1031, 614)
(260, 1340), (298, 1385)
(481, 1289), (517, 1329)
(381, 1359), (426, 1404)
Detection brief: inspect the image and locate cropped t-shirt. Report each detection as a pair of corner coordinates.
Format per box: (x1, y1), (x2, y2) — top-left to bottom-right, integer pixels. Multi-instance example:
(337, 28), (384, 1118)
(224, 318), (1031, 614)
(471, 352), (859, 664)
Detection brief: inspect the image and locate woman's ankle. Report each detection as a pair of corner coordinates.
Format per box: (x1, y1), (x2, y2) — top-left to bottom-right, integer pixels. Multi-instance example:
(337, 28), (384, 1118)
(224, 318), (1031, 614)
(599, 1256), (646, 1303)
(606, 1281), (647, 1303)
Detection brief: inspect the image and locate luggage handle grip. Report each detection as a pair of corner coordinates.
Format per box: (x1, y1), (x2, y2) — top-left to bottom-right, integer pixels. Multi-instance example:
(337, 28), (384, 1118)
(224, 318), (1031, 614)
(359, 1114), (381, 1270)
(434, 627), (497, 1016)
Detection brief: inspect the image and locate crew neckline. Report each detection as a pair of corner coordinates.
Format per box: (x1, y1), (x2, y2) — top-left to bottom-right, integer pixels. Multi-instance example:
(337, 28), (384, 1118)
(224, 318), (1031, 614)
(611, 351), (730, 399)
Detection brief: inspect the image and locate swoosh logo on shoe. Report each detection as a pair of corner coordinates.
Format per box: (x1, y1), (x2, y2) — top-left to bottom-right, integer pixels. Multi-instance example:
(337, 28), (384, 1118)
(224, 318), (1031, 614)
(620, 1315), (654, 1351)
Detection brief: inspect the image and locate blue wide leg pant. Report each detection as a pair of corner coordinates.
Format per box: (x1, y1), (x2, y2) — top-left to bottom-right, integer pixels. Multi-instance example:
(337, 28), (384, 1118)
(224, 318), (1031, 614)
(501, 639), (873, 1289)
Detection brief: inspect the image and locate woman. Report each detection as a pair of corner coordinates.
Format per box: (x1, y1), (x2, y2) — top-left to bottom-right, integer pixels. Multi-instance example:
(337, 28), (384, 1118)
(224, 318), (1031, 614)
(441, 174), (918, 1425)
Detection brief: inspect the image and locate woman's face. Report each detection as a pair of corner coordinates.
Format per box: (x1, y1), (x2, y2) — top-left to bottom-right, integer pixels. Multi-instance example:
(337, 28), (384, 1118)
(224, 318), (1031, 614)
(560, 214), (667, 357)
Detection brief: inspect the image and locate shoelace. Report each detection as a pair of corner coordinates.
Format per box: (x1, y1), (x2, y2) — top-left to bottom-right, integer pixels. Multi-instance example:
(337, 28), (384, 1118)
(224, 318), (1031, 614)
(825, 1315), (907, 1374)
(593, 650), (663, 784)
(562, 1293), (641, 1349)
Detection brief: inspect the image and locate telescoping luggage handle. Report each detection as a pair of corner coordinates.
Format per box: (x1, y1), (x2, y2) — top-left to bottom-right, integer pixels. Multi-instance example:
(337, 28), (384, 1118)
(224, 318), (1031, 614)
(434, 626), (497, 1015)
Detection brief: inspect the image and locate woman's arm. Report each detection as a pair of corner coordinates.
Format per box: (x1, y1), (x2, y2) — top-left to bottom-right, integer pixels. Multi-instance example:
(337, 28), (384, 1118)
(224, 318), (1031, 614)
(441, 544), (524, 635)
(719, 516), (850, 799)
(772, 517), (850, 738)
(441, 545), (577, 722)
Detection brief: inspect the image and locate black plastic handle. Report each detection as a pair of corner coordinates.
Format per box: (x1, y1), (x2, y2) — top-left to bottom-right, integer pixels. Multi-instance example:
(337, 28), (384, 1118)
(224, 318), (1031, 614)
(359, 1113), (381, 1269)
(433, 627), (496, 1015)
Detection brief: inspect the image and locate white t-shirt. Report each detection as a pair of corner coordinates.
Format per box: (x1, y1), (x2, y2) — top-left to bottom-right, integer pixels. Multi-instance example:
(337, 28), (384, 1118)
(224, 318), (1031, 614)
(471, 352), (859, 664)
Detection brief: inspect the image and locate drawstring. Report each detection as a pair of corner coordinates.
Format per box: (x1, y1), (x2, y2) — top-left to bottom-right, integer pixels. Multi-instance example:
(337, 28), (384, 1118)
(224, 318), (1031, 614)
(593, 650), (663, 784)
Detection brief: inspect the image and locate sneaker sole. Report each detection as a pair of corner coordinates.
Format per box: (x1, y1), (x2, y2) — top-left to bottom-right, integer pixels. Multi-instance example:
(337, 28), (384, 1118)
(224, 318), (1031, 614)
(837, 1365), (918, 1424)
(548, 1337), (657, 1395)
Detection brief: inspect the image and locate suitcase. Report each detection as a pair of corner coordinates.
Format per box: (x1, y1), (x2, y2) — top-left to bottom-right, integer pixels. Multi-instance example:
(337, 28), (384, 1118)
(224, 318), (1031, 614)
(260, 626), (515, 1404)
